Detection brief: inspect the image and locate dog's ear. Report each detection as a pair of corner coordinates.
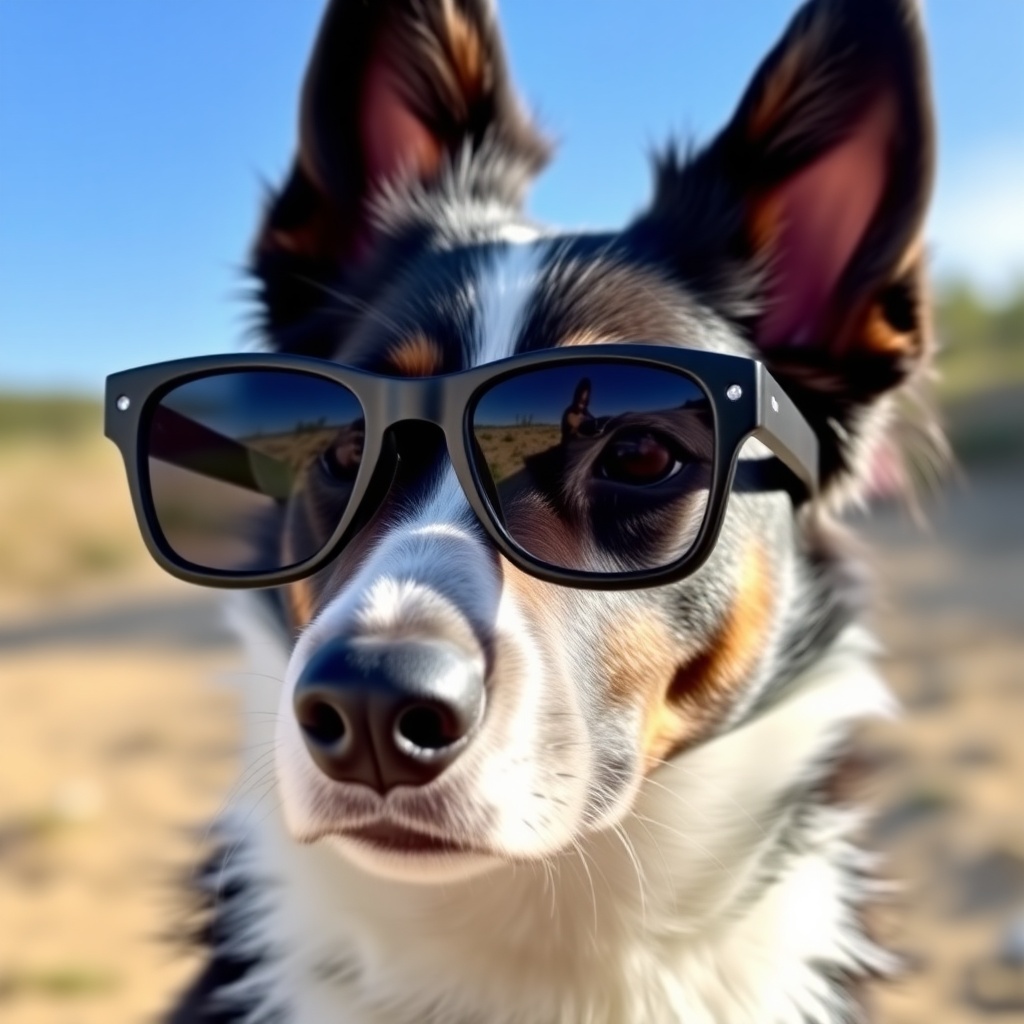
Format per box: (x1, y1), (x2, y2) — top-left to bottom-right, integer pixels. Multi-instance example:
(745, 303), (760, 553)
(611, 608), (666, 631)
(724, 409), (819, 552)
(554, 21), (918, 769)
(255, 0), (549, 334)
(631, 0), (936, 480)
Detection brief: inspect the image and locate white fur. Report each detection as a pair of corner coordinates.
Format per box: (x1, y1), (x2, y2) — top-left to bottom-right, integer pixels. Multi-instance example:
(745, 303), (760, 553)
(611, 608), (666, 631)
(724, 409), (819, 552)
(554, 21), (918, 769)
(215, 594), (893, 1024)
(475, 239), (547, 365)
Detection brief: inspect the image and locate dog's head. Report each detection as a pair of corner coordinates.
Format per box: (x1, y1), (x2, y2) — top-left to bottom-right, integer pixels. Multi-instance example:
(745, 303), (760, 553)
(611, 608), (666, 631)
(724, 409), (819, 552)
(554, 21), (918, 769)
(254, 0), (935, 881)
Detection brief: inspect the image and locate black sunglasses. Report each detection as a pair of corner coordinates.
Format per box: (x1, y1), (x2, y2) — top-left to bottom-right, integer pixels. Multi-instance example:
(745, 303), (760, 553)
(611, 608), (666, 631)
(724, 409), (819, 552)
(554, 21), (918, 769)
(105, 345), (817, 591)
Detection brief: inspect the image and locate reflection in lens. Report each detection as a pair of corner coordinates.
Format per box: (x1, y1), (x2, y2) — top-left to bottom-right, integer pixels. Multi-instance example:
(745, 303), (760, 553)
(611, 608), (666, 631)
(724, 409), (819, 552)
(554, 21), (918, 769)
(472, 362), (714, 573)
(147, 370), (365, 573)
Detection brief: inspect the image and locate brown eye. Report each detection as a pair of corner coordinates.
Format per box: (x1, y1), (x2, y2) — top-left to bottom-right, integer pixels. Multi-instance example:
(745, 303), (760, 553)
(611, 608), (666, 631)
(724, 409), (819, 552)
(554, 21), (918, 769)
(597, 429), (682, 486)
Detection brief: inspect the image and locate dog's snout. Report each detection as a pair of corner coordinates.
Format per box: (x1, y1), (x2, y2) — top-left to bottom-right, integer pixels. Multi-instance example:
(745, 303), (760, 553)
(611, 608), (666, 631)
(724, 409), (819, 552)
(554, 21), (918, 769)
(293, 638), (485, 792)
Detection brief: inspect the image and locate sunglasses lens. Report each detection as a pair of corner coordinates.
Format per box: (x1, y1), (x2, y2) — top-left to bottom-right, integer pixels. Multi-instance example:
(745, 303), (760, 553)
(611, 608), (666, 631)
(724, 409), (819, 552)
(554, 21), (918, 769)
(146, 370), (365, 574)
(471, 362), (714, 573)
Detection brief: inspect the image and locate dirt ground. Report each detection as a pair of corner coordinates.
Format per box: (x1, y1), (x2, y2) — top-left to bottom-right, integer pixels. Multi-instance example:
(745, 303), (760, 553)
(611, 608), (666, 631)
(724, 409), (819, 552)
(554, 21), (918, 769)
(859, 461), (1024, 1023)
(1, 431), (1022, 1023)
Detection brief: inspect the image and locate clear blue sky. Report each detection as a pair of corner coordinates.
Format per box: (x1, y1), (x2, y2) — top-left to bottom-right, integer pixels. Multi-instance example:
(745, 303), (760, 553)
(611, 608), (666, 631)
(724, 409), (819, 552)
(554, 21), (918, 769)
(1, 1), (1022, 393)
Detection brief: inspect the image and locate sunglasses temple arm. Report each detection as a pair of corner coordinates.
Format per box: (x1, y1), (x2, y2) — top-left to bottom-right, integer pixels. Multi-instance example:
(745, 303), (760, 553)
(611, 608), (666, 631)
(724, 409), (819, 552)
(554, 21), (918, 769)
(752, 366), (819, 500)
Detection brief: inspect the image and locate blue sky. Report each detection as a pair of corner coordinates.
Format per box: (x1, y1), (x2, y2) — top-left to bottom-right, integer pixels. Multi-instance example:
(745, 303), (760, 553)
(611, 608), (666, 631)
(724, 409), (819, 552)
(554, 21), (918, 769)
(476, 363), (705, 427)
(1, 0), (1022, 393)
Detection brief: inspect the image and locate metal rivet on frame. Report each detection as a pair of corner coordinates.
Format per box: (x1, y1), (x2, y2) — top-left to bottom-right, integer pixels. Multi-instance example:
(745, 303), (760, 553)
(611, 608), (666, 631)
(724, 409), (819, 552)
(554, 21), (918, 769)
(725, 384), (742, 401)
(116, 395), (131, 412)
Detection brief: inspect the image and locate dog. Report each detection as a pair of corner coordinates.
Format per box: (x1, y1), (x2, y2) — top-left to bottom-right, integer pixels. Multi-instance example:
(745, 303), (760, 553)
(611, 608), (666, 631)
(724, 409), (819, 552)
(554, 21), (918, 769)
(164, 0), (937, 1020)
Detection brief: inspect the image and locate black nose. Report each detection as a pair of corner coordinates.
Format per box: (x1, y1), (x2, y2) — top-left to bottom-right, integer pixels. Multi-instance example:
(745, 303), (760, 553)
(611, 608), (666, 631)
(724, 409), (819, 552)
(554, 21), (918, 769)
(293, 638), (485, 792)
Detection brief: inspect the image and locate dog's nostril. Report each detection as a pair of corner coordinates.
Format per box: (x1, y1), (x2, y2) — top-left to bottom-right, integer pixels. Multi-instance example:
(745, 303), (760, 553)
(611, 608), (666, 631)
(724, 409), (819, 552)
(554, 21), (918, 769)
(300, 700), (346, 745)
(396, 703), (458, 751)
(294, 638), (484, 789)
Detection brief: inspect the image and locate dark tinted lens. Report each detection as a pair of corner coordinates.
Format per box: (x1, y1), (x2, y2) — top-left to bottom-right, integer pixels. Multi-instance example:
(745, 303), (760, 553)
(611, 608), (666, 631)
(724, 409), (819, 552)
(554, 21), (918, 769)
(471, 362), (714, 573)
(146, 370), (365, 573)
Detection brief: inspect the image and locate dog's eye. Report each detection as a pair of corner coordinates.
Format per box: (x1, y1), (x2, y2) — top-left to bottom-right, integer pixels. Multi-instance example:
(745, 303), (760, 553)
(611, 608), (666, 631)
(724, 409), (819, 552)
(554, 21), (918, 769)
(596, 429), (682, 486)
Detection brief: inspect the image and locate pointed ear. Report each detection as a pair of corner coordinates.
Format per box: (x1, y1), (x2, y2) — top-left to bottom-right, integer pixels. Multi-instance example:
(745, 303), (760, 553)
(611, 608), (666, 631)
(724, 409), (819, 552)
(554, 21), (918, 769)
(635, 0), (935, 410)
(254, 0), (549, 330)
(732, 0), (935, 373)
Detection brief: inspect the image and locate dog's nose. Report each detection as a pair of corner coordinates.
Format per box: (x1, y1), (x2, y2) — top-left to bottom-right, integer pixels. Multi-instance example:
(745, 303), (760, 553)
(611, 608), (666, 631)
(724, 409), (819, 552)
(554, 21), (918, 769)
(293, 638), (485, 792)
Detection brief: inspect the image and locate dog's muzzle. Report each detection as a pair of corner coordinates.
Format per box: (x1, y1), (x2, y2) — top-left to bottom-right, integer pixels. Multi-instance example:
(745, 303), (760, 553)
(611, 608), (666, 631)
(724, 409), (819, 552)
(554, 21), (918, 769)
(293, 638), (486, 792)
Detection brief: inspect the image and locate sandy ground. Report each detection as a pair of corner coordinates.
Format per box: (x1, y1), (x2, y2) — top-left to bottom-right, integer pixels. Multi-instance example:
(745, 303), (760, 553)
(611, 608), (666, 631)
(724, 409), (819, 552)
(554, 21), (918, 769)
(860, 464), (1024, 1023)
(1, 437), (1022, 1022)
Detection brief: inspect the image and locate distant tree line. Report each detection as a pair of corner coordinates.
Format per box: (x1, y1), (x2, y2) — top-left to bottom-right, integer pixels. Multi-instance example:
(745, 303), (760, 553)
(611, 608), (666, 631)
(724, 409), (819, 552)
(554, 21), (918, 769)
(936, 277), (1024, 353)
(934, 277), (1024, 396)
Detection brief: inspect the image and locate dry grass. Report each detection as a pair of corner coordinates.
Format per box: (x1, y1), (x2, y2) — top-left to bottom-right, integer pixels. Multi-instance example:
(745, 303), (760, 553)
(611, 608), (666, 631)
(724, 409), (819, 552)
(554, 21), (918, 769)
(0, 405), (150, 617)
(0, 406), (243, 1022)
(474, 423), (561, 482)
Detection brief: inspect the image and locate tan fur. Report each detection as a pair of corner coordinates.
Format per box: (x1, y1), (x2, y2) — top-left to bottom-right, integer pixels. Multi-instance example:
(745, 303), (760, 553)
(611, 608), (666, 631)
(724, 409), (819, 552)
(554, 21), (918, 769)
(593, 544), (776, 770)
(440, 0), (489, 106)
(501, 562), (552, 621)
(860, 301), (912, 356)
(560, 329), (613, 348)
(847, 238), (929, 360)
(744, 28), (819, 145)
(287, 578), (319, 632)
(646, 543), (776, 765)
(387, 333), (444, 376)
(747, 190), (782, 259)
(601, 612), (680, 713)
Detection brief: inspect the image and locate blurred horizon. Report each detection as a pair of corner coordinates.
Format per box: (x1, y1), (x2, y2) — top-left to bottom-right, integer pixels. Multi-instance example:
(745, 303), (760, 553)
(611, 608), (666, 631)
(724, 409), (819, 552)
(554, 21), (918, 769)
(1, 0), (1023, 393)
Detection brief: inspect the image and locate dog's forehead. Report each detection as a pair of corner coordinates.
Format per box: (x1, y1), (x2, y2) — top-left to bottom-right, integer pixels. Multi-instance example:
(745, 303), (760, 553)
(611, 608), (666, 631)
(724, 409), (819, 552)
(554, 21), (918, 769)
(337, 222), (750, 373)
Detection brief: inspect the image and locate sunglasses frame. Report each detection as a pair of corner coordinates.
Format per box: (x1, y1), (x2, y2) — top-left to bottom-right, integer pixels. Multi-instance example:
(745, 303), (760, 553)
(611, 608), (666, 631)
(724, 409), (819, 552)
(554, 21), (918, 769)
(105, 344), (818, 591)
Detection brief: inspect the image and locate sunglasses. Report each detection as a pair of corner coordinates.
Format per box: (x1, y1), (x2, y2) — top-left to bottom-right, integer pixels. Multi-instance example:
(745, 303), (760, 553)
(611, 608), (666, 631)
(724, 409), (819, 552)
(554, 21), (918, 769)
(105, 345), (817, 591)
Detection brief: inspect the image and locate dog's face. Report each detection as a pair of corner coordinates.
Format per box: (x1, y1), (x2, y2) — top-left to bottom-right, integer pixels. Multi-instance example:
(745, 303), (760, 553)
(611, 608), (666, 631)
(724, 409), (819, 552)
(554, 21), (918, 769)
(255, 0), (934, 882)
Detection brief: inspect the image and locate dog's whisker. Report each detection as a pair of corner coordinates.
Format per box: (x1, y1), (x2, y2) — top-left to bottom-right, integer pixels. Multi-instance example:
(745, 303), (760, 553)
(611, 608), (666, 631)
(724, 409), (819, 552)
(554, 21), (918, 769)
(610, 821), (648, 930)
(631, 812), (738, 884)
(214, 786), (283, 908)
(239, 737), (281, 754)
(229, 671), (286, 686)
(566, 838), (600, 950)
(625, 812), (675, 894)
(522, 819), (559, 921)
(194, 747), (281, 871)
(645, 760), (770, 839)
(300, 276), (408, 337)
